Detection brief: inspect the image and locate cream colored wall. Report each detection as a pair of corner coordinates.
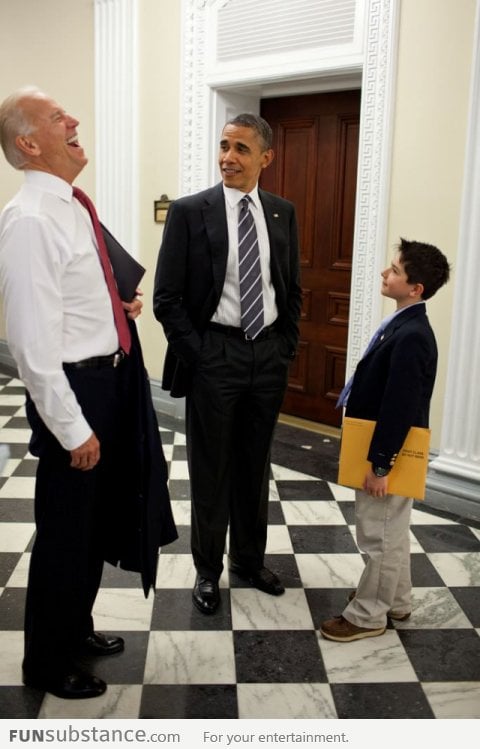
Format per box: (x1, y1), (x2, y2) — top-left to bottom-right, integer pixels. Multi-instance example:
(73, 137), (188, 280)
(0, 0), (95, 338)
(136, 0), (181, 381)
(386, 0), (476, 446)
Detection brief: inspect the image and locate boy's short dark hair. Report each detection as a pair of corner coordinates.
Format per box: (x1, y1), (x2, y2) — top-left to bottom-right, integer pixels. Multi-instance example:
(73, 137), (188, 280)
(398, 237), (451, 300)
(225, 113), (273, 151)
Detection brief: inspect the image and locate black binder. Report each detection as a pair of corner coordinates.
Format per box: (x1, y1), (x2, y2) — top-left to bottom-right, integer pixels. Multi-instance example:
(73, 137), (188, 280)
(101, 224), (146, 301)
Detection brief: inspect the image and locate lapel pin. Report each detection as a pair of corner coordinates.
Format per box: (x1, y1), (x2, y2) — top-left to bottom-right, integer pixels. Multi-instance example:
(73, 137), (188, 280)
(273, 213), (279, 218)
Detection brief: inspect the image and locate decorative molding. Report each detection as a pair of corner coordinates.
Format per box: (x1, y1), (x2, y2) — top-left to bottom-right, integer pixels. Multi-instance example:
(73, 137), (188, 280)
(94, 0), (139, 254)
(346, 0), (399, 371)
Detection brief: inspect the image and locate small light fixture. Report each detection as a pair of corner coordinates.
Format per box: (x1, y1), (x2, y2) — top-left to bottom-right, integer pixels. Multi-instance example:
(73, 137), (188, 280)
(154, 194), (172, 223)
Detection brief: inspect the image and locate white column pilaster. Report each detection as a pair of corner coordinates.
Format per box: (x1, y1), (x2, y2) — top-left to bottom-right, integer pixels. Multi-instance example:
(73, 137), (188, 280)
(94, 0), (138, 255)
(429, 0), (480, 497)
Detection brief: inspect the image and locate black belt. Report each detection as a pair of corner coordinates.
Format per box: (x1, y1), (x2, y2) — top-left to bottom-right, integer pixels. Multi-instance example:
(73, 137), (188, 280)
(63, 350), (126, 370)
(207, 322), (277, 341)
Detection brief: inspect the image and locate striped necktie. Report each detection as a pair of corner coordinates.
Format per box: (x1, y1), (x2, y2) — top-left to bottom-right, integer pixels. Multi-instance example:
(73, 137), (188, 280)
(73, 187), (131, 354)
(238, 195), (264, 340)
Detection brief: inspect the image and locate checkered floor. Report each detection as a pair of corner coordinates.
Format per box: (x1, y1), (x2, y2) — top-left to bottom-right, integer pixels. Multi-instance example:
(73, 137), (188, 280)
(0, 371), (480, 720)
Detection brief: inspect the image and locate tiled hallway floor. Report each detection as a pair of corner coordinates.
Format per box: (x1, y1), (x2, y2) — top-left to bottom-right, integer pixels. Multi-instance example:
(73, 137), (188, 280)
(0, 372), (479, 719)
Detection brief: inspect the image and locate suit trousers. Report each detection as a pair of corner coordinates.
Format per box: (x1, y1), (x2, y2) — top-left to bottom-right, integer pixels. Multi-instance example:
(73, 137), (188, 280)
(186, 327), (290, 580)
(343, 490), (413, 629)
(23, 364), (126, 676)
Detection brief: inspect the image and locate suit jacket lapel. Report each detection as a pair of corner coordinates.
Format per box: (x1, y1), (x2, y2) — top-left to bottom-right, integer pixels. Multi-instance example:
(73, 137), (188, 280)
(369, 303), (426, 355)
(202, 184), (229, 300)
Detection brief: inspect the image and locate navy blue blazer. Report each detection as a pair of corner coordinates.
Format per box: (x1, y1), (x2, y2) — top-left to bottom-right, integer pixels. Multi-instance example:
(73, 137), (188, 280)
(153, 182), (302, 398)
(345, 302), (437, 471)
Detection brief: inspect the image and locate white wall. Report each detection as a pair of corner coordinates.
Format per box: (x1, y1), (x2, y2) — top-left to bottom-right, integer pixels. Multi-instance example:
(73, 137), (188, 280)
(387, 0), (476, 440)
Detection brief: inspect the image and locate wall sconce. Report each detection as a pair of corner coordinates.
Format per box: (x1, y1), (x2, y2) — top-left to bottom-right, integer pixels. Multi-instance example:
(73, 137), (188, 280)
(154, 194), (172, 223)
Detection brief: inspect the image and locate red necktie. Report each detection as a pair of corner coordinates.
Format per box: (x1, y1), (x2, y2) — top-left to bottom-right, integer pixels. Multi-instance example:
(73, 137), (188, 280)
(73, 187), (131, 354)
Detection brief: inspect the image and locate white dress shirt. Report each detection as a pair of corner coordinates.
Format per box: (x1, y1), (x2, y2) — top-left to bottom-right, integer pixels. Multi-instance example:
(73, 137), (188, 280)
(211, 184), (278, 327)
(0, 170), (119, 450)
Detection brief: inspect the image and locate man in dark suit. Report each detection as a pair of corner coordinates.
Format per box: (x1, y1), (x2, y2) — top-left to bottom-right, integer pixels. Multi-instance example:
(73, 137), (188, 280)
(153, 113), (302, 614)
(0, 87), (176, 698)
(321, 238), (450, 642)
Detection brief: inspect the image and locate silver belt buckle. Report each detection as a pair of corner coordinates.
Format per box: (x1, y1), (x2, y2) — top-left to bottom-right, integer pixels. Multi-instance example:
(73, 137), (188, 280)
(113, 351), (123, 367)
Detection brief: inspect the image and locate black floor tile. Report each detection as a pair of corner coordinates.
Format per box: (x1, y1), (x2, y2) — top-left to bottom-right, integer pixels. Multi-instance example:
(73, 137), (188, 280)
(411, 524), (480, 553)
(151, 589), (232, 630)
(275, 480), (331, 502)
(0, 588), (26, 629)
(331, 682), (435, 719)
(288, 525), (358, 554)
(0, 687), (45, 719)
(234, 630), (326, 683)
(0, 553), (22, 587)
(399, 629), (480, 681)
(140, 684), (238, 718)
(450, 586), (480, 627)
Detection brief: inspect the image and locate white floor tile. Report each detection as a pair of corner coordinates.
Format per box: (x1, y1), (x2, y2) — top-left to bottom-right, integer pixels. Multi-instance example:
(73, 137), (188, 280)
(0, 522), (35, 552)
(144, 631), (235, 684)
(428, 552), (480, 586)
(281, 499), (346, 525)
(39, 685), (143, 719)
(296, 553), (365, 588)
(0, 476), (35, 498)
(92, 588), (154, 631)
(265, 525), (293, 554)
(0, 631), (23, 685)
(237, 682), (337, 718)
(422, 681), (480, 718)
(231, 588), (313, 630)
(395, 587), (472, 629)
(318, 629), (418, 683)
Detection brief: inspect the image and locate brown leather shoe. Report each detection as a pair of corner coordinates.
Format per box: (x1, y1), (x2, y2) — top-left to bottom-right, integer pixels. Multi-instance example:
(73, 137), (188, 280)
(320, 615), (386, 642)
(347, 590), (411, 621)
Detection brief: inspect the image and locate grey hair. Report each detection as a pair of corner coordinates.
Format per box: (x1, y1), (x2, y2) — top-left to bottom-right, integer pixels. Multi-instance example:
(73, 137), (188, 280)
(0, 86), (44, 169)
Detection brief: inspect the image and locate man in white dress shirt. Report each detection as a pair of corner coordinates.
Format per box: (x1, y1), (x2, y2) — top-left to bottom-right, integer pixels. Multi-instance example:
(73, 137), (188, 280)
(0, 87), (176, 699)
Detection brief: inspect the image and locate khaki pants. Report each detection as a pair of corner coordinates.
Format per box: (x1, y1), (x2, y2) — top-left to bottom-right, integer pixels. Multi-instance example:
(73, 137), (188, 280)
(343, 490), (413, 629)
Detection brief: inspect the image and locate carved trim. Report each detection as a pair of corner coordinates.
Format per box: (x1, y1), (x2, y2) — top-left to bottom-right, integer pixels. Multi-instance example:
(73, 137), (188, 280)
(181, 1), (400, 352)
(346, 0), (399, 371)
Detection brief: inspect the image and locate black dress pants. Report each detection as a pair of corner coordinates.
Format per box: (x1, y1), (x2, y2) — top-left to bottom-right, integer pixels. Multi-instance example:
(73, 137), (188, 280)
(187, 327), (290, 581)
(23, 364), (125, 677)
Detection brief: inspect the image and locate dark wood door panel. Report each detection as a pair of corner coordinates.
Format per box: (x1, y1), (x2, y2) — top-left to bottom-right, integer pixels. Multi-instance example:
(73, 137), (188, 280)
(261, 91), (360, 426)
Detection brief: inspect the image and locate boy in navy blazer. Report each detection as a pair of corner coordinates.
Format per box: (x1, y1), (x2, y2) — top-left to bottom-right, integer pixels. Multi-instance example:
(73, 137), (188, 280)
(321, 238), (450, 642)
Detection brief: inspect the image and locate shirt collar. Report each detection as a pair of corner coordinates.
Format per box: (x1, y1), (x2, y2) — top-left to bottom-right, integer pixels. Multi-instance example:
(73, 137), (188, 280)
(24, 170), (75, 203)
(223, 183), (260, 209)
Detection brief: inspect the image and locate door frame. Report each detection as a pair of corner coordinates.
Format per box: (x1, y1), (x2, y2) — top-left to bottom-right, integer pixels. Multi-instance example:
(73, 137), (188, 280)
(180, 0), (400, 405)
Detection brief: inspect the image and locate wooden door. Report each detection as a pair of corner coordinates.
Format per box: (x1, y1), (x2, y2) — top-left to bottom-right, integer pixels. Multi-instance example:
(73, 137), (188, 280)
(261, 91), (360, 427)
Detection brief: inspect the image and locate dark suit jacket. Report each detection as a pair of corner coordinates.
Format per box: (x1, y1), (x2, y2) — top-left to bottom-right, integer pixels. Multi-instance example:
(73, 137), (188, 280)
(153, 182), (302, 397)
(345, 302), (437, 471)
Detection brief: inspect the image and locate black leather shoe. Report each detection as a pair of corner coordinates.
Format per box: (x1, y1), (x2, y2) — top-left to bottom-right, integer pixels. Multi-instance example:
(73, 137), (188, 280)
(230, 564), (285, 596)
(192, 575), (220, 614)
(83, 632), (125, 656)
(23, 668), (107, 699)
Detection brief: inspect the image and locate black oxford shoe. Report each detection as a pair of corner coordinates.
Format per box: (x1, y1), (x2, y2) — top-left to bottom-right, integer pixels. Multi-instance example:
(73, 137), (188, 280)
(230, 564), (285, 596)
(192, 574), (220, 614)
(23, 668), (107, 700)
(83, 632), (125, 656)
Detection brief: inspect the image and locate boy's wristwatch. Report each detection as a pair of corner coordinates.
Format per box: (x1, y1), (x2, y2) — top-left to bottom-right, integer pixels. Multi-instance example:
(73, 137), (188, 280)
(372, 465), (390, 477)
